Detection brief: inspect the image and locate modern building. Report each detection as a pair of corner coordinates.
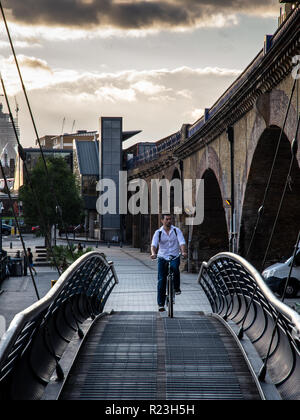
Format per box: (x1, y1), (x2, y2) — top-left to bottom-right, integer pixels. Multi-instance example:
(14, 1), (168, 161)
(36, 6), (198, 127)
(0, 102), (19, 187)
(52, 131), (97, 150)
(37, 130), (98, 150)
(39, 135), (57, 149)
(98, 117), (141, 242)
(12, 119), (142, 240)
(72, 139), (99, 238)
(13, 148), (73, 191)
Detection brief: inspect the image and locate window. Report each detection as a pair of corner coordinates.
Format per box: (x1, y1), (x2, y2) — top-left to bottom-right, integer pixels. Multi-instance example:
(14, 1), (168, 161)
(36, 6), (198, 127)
(82, 175), (98, 196)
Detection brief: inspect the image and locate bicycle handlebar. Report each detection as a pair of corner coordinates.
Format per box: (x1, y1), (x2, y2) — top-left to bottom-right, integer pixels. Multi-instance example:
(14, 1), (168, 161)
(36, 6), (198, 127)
(151, 254), (187, 261)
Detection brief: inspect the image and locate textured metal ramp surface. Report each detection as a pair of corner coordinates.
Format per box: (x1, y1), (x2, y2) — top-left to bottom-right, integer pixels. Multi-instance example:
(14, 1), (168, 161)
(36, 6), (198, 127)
(59, 312), (261, 400)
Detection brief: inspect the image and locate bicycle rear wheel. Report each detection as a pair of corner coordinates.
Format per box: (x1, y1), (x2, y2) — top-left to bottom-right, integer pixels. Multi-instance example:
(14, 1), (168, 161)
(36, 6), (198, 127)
(167, 273), (174, 318)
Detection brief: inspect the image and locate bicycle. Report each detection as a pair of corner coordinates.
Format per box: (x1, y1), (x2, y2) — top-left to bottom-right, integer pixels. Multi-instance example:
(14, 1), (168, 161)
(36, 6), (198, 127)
(151, 253), (186, 317)
(166, 255), (179, 318)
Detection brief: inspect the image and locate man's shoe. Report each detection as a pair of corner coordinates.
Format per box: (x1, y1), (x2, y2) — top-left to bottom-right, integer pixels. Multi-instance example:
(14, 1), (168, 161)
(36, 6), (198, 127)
(175, 289), (181, 295)
(158, 306), (165, 312)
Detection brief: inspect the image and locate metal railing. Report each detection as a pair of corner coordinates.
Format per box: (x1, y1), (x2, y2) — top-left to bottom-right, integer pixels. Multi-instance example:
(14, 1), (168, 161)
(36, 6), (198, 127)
(198, 252), (300, 400)
(127, 131), (181, 169)
(0, 251), (118, 400)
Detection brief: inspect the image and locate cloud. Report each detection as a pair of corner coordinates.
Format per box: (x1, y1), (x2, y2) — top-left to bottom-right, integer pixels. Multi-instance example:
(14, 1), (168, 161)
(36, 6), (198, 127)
(5, 60), (241, 146)
(12, 54), (52, 72)
(189, 108), (204, 120)
(4, 0), (279, 31)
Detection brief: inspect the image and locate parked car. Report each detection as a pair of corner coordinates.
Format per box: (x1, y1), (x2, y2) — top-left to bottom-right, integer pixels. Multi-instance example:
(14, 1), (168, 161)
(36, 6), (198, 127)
(1, 223), (12, 235)
(31, 226), (40, 233)
(262, 250), (300, 298)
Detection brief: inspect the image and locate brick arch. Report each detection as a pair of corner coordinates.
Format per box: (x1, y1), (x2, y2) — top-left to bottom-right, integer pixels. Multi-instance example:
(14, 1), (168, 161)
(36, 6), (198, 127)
(188, 167), (229, 272)
(239, 124), (300, 268)
(248, 88), (300, 177)
(239, 88), (300, 254)
(196, 145), (227, 203)
(171, 167), (181, 180)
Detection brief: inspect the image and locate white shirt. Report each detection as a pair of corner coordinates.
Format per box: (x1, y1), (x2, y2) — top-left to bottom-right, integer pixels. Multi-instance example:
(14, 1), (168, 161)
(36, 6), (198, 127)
(151, 225), (186, 260)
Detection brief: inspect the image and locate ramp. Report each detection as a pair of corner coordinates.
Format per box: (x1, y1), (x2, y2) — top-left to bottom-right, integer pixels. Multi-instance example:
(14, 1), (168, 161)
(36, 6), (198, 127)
(59, 312), (262, 400)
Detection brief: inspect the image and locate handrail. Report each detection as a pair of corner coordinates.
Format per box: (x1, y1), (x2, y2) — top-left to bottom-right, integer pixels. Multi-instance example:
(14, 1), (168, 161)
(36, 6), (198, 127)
(127, 131), (181, 169)
(198, 252), (300, 400)
(0, 250), (118, 400)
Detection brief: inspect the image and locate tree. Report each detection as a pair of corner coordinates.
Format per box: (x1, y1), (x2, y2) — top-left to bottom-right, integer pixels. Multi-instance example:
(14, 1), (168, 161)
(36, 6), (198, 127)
(19, 156), (84, 246)
(49, 244), (94, 272)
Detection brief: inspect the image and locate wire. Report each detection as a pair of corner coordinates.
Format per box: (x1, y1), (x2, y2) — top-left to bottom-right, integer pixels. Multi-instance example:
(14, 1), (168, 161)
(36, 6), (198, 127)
(261, 113), (300, 271)
(0, 159), (40, 300)
(0, 73), (61, 277)
(246, 77), (297, 258)
(0, 1), (75, 260)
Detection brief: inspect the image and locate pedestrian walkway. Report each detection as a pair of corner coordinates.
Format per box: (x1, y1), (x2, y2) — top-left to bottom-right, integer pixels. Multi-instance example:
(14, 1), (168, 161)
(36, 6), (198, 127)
(0, 245), (210, 339)
(58, 248), (264, 400)
(60, 311), (261, 400)
(0, 244), (276, 401)
(103, 247), (211, 313)
(0, 268), (58, 334)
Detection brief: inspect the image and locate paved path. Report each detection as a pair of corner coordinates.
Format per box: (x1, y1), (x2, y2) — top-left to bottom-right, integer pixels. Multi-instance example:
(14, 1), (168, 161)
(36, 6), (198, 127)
(0, 243), (211, 338)
(103, 247), (211, 314)
(1, 236), (298, 339)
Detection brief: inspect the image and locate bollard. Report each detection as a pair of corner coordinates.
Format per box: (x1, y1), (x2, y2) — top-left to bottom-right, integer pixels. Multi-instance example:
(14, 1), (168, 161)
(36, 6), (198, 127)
(120, 242), (123, 248)
(107, 242), (110, 248)
(10, 242), (12, 249)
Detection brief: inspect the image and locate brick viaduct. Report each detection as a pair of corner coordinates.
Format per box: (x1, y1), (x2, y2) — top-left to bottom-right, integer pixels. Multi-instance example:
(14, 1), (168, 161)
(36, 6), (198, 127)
(125, 8), (300, 271)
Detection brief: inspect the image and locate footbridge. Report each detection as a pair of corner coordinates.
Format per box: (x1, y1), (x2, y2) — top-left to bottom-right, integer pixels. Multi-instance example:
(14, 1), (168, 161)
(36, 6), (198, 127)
(0, 249), (299, 401)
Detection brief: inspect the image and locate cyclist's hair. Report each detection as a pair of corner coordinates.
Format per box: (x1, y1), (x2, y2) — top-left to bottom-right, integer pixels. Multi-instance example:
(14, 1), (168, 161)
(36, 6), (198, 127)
(161, 214), (171, 220)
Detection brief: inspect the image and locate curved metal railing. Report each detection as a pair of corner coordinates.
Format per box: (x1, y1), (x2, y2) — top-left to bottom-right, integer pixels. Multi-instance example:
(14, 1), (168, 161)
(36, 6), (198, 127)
(0, 251), (118, 400)
(198, 252), (300, 400)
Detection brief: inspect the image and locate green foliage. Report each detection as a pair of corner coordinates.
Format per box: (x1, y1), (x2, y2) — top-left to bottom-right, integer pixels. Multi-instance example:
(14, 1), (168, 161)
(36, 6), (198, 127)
(19, 156), (84, 235)
(50, 244), (93, 272)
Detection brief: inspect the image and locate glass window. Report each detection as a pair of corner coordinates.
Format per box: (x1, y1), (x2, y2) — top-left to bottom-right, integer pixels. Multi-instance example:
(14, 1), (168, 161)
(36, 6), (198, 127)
(103, 128), (112, 139)
(82, 175), (98, 196)
(103, 140), (112, 153)
(111, 140), (120, 152)
(111, 128), (120, 139)
(112, 120), (121, 129)
(111, 153), (120, 164)
(103, 120), (112, 128)
(103, 164), (112, 177)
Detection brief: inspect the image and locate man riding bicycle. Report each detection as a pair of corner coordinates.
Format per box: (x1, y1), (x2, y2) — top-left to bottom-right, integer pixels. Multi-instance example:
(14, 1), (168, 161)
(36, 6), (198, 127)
(151, 214), (187, 312)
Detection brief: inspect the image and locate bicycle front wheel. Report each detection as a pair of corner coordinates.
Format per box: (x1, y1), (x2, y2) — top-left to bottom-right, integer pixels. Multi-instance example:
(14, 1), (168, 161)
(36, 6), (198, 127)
(167, 273), (174, 318)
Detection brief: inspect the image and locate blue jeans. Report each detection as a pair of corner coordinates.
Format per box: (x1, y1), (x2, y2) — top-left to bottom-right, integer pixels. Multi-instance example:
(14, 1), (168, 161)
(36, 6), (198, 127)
(157, 256), (180, 306)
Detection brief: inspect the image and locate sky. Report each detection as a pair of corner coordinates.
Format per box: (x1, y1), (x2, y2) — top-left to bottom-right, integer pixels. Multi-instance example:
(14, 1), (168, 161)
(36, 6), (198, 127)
(0, 0), (280, 149)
